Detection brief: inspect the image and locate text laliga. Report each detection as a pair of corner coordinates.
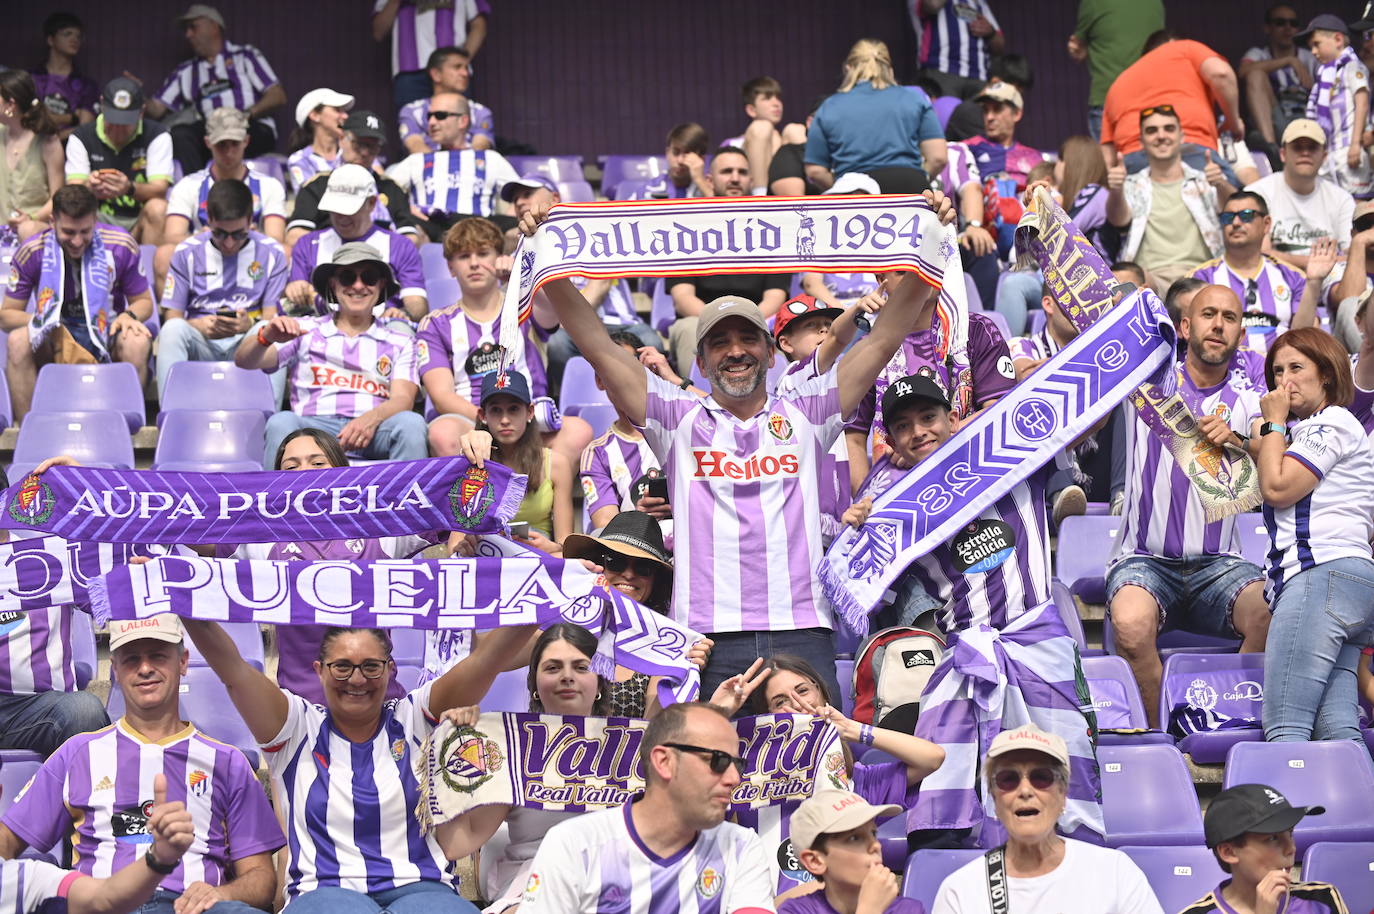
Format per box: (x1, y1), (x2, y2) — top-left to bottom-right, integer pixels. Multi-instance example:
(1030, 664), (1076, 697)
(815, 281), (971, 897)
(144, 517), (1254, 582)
(67, 483), (434, 520)
(691, 450), (799, 480)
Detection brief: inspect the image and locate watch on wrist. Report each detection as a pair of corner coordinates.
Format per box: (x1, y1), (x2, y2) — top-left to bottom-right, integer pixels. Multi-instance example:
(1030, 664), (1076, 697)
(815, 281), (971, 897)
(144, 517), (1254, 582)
(144, 848), (177, 875)
(1260, 421), (1287, 438)
(966, 219), (983, 228)
(678, 377), (692, 390)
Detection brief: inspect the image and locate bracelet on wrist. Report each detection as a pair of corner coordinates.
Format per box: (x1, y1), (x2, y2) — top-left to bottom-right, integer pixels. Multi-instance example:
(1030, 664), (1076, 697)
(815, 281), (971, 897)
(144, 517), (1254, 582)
(256, 327), (271, 347)
(859, 723), (876, 746)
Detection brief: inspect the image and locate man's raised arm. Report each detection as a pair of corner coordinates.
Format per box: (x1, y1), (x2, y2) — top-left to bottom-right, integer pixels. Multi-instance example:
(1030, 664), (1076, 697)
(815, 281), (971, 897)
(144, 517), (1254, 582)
(835, 270), (939, 417)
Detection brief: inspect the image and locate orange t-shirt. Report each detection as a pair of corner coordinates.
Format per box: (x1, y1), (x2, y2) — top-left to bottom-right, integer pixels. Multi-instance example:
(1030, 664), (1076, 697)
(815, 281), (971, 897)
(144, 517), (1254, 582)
(1101, 40), (1222, 155)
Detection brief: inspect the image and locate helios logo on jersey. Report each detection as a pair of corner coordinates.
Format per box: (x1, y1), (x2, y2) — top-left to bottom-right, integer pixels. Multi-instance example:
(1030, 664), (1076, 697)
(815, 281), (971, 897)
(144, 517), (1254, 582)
(111, 802), (155, 843)
(307, 366), (388, 397)
(691, 450), (799, 481)
(767, 413), (793, 442)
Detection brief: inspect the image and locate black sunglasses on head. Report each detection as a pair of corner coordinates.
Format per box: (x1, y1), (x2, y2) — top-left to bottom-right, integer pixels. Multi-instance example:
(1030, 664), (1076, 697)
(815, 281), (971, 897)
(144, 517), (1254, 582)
(993, 766), (1059, 792)
(663, 742), (747, 775)
(336, 267), (383, 287)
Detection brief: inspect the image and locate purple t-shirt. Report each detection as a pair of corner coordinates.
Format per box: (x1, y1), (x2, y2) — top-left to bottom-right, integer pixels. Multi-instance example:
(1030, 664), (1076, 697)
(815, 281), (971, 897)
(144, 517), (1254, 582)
(7, 224), (147, 314)
(1188, 880), (1345, 913)
(30, 68), (99, 119)
(782, 892), (924, 914)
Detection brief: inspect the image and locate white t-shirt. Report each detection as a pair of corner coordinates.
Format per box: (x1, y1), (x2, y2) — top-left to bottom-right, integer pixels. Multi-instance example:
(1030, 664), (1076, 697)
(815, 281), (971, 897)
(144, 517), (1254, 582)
(931, 840), (1164, 914)
(165, 167), (287, 228)
(0, 858), (77, 914)
(1244, 173), (1354, 256)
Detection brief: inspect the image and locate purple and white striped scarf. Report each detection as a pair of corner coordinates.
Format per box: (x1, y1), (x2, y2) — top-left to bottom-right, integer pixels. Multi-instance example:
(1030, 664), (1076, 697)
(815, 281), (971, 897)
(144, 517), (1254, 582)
(0, 536), (187, 615)
(90, 551), (702, 705)
(0, 458), (523, 544)
(1308, 46), (1361, 136)
(33, 225), (113, 358)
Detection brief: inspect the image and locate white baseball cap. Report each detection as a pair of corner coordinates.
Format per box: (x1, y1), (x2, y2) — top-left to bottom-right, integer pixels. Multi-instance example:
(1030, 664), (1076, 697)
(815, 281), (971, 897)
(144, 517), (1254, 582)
(109, 614), (184, 652)
(295, 88), (356, 128)
(788, 790), (902, 852)
(319, 164), (378, 215)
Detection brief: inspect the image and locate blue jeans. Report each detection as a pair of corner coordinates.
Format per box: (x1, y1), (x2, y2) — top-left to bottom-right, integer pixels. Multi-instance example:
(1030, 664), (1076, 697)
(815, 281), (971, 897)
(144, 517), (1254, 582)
(1264, 556), (1374, 742)
(263, 411), (429, 468)
(546, 321), (662, 394)
(1088, 105), (1104, 142)
(284, 881), (478, 914)
(1123, 144), (1241, 189)
(995, 271), (1043, 338)
(156, 318), (286, 405)
(701, 628), (840, 712)
(136, 891), (264, 914)
(0, 690), (108, 756)
(392, 71), (433, 110)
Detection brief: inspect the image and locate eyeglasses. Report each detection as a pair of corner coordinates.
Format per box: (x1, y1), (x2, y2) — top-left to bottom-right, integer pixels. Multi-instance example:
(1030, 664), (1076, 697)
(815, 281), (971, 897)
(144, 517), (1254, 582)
(663, 742), (747, 775)
(210, 227), (249, 243)
(1219, 209), (1263, 227)
(601, 551), (658, 577)
(427, 110), (466, 121)
(324, 658), (391, 680)
(992, 766), (1060, 792)
(336, 267), (382, 287)
(1268, 16), (1301, 27)
(1355, 213), (1374, 234)
(1139, 104), (1177, 120)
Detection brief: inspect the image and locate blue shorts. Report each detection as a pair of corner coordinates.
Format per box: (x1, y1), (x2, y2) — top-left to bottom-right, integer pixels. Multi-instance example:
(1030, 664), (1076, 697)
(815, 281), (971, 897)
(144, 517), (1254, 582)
(1106, 554), (1263, 637)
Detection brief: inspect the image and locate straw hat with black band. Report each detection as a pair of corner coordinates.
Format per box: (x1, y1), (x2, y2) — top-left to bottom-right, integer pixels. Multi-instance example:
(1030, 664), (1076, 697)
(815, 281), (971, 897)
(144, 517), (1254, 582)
(563, 511), (673, 611)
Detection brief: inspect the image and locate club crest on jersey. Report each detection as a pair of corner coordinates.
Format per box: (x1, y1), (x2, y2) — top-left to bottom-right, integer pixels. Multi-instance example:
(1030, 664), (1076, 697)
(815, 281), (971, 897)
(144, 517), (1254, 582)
(188, 769), (210, 797)
(696, 867), (723, 898)
(247, 260), (263, 280)
(391, 739), (406, 761)
(438, 724), (505, 794)
(767, 413), (793, 442)
(449, 465), (494, 529)
(8, 473), (56, 526)
(376, 354), (393, 377)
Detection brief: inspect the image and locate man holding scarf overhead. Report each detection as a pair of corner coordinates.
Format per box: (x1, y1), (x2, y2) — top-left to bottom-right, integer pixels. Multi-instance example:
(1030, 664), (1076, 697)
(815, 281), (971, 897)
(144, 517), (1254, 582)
(2, 184), (154, 421)
(514, 189), (956, 705)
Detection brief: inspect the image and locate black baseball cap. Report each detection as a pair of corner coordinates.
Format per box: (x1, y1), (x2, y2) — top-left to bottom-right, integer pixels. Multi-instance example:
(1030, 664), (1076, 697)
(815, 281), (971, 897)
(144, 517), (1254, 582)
(101, 77), (144, 127)
(881, 374), (950, 420)
(343, 110), (386, 142)
(1296, 13), (1349, 43)
(1204, 783), (1324, 848)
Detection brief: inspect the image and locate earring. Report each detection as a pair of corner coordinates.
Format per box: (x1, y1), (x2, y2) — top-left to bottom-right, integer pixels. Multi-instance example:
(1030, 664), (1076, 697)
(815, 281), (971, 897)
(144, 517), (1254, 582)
(530, 690), (538, 702)
(596, 691), (603, 701)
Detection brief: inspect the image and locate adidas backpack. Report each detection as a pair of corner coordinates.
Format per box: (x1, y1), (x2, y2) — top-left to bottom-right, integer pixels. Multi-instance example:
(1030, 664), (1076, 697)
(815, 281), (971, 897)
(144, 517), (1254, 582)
(851, 626), (946, 726)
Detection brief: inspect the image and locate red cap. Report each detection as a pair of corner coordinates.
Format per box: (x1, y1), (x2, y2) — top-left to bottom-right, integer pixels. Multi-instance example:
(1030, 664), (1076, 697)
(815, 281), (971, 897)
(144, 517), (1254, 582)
(772, 293), (844, 340)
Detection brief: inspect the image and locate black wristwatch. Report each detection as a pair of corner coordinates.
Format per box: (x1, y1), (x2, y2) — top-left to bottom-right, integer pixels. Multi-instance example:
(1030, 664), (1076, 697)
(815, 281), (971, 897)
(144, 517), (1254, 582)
(144, 848), (177, 875)
(678, 377), (692, 390)
(1259, 421), (1287, 438)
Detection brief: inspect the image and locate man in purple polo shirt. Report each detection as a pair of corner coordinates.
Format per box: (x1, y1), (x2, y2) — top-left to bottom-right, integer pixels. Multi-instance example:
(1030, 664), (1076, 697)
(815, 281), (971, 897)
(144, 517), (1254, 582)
(140, 4), (286, 171)
(517, 190), (955, 701)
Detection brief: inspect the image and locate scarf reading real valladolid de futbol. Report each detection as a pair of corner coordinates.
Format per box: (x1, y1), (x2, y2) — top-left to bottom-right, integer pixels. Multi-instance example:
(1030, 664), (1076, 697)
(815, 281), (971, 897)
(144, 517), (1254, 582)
(500, 194), (978, 409)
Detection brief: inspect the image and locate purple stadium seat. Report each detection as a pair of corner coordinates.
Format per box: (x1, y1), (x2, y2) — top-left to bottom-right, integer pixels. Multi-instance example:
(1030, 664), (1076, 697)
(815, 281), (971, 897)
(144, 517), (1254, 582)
(10, 410), (134, 480)
(573, 403), (618, 439)
(1104, 610), (1241, 658)
(31, 363), (145, 432)
(648, 277), (676, 334)
(1055, 514), (1119, 604)
(1224, 740), (1374, 857)
(965, 273), (985, 313)
(483, 668), (531, 713)
(0, 750), (41, 816)
(1158, 653), (1264, 763)
(599, 155), (667, 196)
(157, 361), (276, 425)
(1252, 153), (1274, 179)
(1118, 845), (1225, 913)
(556, 180), (596, 202)
(390, 628), (425, 666)
(1236, 518), (1269, 567)
(184, 622), (265, 671)
(72, 613), (96, 690)
(1082, 654), (1170, 744)
(107, 667), (259, 765)
(506, 155), (585, 183)
(1028, 310), (1046, 335)
(933, 96), (962, 130)
(834, 659), (854, 717)
(1050, 578), (1100, 658)
(420, 243), (449, 287)
(427, 276), (460, 308)
(1099, 743), (1205, 846)
(1303, 841), (1374, 911)
(153, 409), (267, 472)
(559, 357), (610, 412)
(876, 814), (908, 870)
(900, 848), (981, 909)
(0, 370), (12, 431)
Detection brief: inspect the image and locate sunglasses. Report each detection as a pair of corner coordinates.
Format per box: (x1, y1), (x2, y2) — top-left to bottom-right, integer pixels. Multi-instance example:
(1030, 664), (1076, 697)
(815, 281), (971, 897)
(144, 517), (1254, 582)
(1219, 209), (1263, 227)
(664, 742), (747, 775)
(336, 267), (382, 287)
(993, 766), (1060, 792)
(427, 110), (466, 121)
(601, 551), (658, 576)
(210, 227), (249, 243)
(1355, 213), (1374, 234)
(1268, 17), (1301, 27)
(324, 658), (391, 680)
(1139, 104), (1177, 120)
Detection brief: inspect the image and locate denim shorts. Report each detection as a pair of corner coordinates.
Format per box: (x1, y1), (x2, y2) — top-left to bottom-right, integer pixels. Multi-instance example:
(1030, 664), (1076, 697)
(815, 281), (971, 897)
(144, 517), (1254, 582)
(1106, 553), (1264, 637)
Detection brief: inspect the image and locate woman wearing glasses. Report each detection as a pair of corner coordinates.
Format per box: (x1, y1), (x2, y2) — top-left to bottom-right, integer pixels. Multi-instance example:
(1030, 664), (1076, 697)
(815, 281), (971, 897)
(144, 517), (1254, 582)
(930, 725), (1161, 913)
(179, 610), (536, 914)
(236, 241), (429, 467)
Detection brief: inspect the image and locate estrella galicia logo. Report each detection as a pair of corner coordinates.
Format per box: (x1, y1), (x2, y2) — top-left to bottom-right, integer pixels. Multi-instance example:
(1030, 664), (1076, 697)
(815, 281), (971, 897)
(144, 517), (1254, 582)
(8, 474), (56, 526)
(0, 612), (24, 638)
(777, 837), (814, 883)
(111, 802), (155, 843)
(950, 520), (1015, 574)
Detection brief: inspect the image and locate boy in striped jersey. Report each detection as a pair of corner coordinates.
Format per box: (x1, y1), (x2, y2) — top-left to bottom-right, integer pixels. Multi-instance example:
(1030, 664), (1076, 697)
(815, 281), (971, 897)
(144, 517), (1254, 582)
(0, 615), (282, 914)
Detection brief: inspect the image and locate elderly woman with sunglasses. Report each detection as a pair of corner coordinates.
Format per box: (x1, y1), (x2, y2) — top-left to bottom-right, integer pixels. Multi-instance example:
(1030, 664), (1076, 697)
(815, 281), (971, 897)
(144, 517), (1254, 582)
(931, 725), (1162, 914)
(236, 241), (428, 467)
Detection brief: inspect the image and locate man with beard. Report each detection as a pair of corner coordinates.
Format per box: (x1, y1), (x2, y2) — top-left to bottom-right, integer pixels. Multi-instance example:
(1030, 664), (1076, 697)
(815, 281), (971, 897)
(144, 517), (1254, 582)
(517, 703), (775, 914)
(665, 146), (791, 376)
(517, 190), (956, 704)
(1107, 284), (1271, 727)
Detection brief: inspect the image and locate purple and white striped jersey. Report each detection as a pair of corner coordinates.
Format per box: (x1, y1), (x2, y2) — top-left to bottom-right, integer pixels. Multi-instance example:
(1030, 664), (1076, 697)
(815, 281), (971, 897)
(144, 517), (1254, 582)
(373, 0), (489, 75)
(914, 0), (1001, 81)
(572, 275), (639, 326)
(0, 608), (79, 696)
(287, 148), (342, 193)
(288, 225), (427, 314)
(154, 41), (280, 134)
(397, 97), (495, 151)
(161, 231), (287, 320)
(276, 315), (419, 417)
(0, 859), (79, 914)
(1228, 346), (1268, 393)
(1111, 366), (1261, 563)
(387, 149), (518, 218)
(2, 720), (284, 893)
(1007, 328), (1062, 364)
(902, 458), (1065, 633)
(639, 366), (842, 634)
(519, 802), (776, 914)
(416, 303), (547, 405)
(166, 167), (286, 230)
(1190, 255), (1305, 352)
(263, 683), (452, 900)
(777, 352), (853, 542)
(579, 425), (661, 518)
(937, 141), (981, 193)
(1263, 405), (1374, 599)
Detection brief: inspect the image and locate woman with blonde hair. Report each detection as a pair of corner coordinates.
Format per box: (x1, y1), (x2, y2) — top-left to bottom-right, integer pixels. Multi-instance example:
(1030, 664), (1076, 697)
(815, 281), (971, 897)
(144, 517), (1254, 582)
(804, 39), (947, 194)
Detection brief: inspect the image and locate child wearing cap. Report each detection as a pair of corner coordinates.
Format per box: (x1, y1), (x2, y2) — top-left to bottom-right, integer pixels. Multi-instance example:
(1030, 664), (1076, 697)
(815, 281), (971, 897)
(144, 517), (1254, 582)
(1303, 14), (1373, 195)
(1181, 783), (1345, 913)
(782, 790), (922, 914)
